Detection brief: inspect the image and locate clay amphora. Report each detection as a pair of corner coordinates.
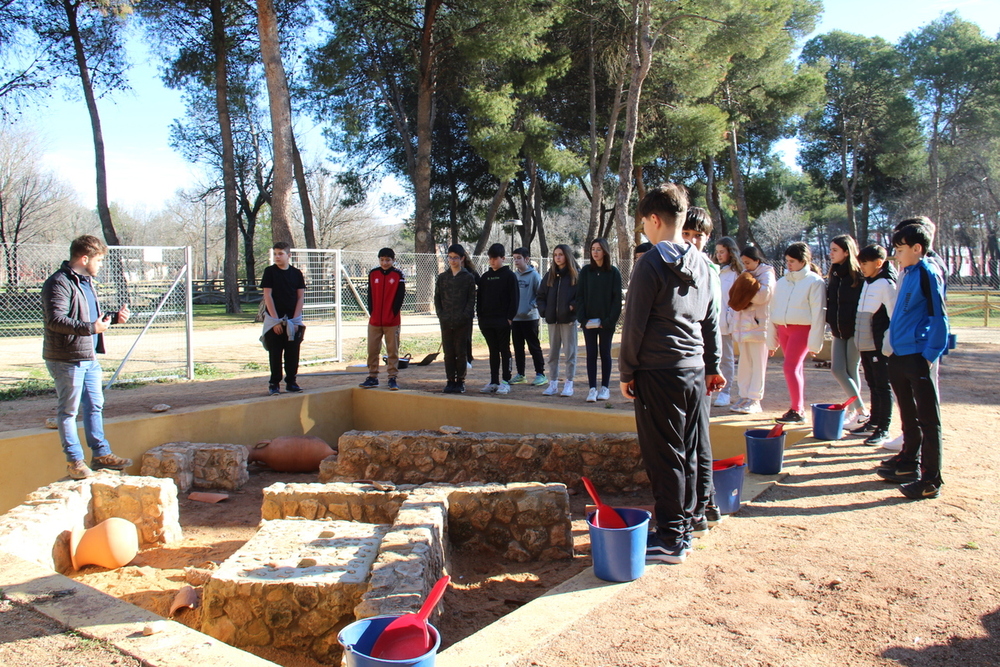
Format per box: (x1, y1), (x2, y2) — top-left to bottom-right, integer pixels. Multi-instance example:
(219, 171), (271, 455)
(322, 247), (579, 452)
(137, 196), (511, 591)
(249, 435), (336, 472)
(70, 517), (139, 570)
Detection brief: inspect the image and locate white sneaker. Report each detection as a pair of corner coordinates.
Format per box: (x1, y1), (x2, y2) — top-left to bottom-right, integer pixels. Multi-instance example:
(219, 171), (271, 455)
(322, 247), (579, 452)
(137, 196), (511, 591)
(480, 383), (498, 394)
(560, 380), (575, 397)
(729, 398), (749, 413)
(843, 409), (857, 427)
(496, 381), (510, 395)
(713, 392), (731, 407)
(467, 362), (473, 370)
(586, 387), (598, 402)
(542, 381), (559, 396)
(743, 400), (762, 414)
(882, 433), (904, 451)
(846, 412), (870, 430)
(597, 386), (611, 401)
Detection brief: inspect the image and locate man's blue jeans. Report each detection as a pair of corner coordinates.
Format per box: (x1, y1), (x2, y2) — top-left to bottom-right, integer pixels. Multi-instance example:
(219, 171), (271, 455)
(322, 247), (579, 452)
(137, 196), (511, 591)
(45, 359), (112, 463)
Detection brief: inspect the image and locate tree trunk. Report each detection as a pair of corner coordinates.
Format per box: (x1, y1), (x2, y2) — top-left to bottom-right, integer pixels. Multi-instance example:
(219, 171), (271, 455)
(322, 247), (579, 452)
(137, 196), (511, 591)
(291, 134), (316, 248)
(704, 156), (727, 237)
(63, 0), (119, 246)
(632, 165), (645, 247)
(859, 181), (871, 246)
(210, 0), (241, 313)
(256, 0), (295, 247)
(613, 0), (653, 260)
(474, 181), (510, 256)
(839, 116), (857, 239)
(727, 123), (749, 246)
(534, 174), (548, 258)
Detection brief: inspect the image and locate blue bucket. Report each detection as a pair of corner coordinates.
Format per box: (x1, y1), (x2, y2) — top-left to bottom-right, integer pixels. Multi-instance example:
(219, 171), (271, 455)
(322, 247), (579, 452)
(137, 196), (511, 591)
(811, 403), (845, 441)
(712, 464), (746, 514)
(338, 615), (441, 667)
(587, 507), (650, 582)
(745, 429), (786, 475)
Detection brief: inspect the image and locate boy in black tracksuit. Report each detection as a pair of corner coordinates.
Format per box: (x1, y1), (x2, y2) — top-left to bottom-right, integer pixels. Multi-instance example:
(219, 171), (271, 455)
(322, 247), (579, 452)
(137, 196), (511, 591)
(477, 243), (519, 394)
(619, 183), (723, 564)
(435, 244), (477, 394)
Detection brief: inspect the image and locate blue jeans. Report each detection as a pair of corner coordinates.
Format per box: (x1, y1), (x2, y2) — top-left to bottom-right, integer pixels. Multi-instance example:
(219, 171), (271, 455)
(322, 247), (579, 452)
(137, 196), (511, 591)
(46, 359), (112, 463)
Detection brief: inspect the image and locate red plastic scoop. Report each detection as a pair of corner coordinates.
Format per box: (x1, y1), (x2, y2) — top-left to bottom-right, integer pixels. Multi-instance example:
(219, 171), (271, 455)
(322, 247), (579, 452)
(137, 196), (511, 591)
(370, 575), (450, 660)
(766, 423), (784, 438)
(832, 396), (857, 411)
(582, 476), (628, 528)
(712, 454), (745, 470)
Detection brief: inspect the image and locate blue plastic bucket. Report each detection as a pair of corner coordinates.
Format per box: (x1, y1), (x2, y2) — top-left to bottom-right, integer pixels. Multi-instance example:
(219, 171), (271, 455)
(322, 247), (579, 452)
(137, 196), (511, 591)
(712, 464), (746, 514)
(811, 403), (846, 441)
(745, 429), (786, 475)
(587, 507), (650, 582)
(338, 615), (441, 667)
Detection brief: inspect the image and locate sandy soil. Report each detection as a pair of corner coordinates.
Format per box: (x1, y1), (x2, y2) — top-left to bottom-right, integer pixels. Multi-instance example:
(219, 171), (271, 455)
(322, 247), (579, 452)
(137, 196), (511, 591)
(2, 335), (998, 666)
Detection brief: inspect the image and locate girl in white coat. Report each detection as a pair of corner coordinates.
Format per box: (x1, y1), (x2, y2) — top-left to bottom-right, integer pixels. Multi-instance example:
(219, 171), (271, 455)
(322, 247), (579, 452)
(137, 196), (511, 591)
(714, 237), (743, 407)
(766, 242), (827, 424)
(731, 245), (775, 414)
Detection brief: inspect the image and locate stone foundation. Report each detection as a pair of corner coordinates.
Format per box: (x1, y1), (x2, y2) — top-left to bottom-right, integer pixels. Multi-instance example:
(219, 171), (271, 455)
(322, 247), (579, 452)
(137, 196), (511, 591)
(201, 519), (389, 663)
(0, 475), (182, 573)
(140, 441), (249, 492)
(321, 429), (646, 493)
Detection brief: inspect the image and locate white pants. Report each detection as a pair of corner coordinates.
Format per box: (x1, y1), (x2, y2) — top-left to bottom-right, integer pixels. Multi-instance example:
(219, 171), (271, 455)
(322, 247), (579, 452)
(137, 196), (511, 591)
(737, 340), (768, 401)
(547, 322), (578, 382)
(720, 333), (736, 395)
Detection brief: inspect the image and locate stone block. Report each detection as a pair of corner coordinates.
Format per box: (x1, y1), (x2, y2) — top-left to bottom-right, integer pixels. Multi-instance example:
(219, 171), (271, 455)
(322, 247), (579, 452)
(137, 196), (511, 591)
(141, 442), (249, 492)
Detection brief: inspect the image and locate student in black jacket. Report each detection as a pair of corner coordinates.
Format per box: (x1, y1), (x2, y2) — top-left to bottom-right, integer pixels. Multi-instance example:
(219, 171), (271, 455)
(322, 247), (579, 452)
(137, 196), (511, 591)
(477, 243), (519, 394)
(827, 234), (868, 429)
(576, 238), (622, 402)
(435, 244), (477, 394)
(536, 244), (580, 396)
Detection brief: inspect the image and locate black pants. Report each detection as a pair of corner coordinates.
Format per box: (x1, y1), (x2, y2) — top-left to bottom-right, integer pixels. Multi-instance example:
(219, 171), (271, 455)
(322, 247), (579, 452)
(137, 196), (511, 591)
(511, 319), (545, 376)
(441, 322), (471, 384)
(696, 390), (715, 517)
(264, 329), (301, 386)
(860, 349), (893, 430)
(633, 366), (707, 543)
(888, 353), (942, 484)
(583, 326), (614, 388)
(466, 318), (475, 362)
(480, 323), (512, 385)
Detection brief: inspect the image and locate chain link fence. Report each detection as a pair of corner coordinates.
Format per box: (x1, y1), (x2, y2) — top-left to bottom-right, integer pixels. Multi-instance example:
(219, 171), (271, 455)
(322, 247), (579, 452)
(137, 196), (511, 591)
(0, 244), (193, 388)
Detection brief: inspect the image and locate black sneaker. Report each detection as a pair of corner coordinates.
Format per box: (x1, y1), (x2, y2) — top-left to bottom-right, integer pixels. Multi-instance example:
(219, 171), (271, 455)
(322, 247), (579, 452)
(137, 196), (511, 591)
(286, 382), (302, 393)
(691, 516), (709, 537)
(268, 384), (280, 396)
(864, 428), (889, 446)
(388, 377), (399, 391)
(456, 381), (466, 394)
(646, 532), (689, 564)
(900, 479), (941, 500)
(878, 453), (907, 470)
(776, 409), (805, 424)
(705, 505), (723, 527)
(359, 376), (379, 389)
(850, 419), (875, 435)
(876, 463), (919, 484)
(442, 381), (456, 394)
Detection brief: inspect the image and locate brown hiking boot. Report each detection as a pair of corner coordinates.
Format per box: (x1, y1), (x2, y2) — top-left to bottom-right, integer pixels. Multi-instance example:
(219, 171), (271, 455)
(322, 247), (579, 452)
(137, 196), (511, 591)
(67, 460), (93, 479)
(92, 453), (133, 470)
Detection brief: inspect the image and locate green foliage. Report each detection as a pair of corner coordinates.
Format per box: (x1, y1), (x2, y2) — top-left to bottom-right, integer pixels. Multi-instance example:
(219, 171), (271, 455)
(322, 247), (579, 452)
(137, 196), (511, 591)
(0, 378), (54, 402)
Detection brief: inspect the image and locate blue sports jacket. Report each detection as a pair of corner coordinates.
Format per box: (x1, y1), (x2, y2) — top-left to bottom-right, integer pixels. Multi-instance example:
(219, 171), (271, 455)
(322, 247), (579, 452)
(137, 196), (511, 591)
(887, 257), (949, 363)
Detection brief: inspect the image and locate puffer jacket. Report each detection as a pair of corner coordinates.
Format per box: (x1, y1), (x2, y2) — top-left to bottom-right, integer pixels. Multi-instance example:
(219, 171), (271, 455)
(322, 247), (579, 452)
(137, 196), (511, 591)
(434, 268), (477, 328)
(856, 261), (897, 352)
(827, 261), (863, 339)
(536, 266), (578, 324)
(731, 263), (775, 344)
(42, 261), (115, 362)
(718, 264), (739, 336)
(766, 266), (827, 354)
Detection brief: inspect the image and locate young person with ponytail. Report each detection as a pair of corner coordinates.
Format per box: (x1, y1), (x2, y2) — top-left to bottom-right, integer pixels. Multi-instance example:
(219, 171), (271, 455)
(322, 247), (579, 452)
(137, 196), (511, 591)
(827, 235), (868, 429)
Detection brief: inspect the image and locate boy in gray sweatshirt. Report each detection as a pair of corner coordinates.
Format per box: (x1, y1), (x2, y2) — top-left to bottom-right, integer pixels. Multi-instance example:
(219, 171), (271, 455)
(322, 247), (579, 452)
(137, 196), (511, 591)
(511, 247), (547, 386)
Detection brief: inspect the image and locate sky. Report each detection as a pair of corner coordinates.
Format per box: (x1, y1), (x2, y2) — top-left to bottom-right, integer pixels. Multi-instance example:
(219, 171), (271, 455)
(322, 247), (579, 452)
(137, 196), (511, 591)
(23, 0), (1000, 215)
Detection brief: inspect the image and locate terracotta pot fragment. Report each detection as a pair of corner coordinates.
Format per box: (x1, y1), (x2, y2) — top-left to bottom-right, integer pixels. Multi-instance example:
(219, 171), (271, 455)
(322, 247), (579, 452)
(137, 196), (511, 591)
(169, 585), (199, 616)
(248, 435), (336, 472)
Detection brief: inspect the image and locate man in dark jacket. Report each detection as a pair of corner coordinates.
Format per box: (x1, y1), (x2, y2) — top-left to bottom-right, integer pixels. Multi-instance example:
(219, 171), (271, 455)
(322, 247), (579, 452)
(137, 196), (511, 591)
(360, 248), (406, 391)
(42, 235), (133, 480)
(435, 244), (477, 393)
(477, 243), (519, 395)
(620, 184), (724, 564)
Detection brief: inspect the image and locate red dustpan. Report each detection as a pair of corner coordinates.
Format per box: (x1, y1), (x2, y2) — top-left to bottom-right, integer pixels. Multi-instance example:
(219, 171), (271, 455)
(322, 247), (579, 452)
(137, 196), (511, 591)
(832, 396), (857, 411)
(766, 423), (784, 438)
(582, 477), (628, 529)
(370, 575), (450, 660)
(712, 454), (746, 470)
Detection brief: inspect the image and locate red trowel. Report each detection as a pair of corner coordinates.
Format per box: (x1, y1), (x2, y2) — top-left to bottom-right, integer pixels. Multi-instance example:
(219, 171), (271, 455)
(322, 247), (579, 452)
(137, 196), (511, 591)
(582, 476), (628, 528)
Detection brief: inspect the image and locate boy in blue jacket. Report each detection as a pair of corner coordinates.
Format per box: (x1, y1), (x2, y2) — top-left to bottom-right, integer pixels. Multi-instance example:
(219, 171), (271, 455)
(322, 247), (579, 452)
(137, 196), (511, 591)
(876, 224), (949, 499)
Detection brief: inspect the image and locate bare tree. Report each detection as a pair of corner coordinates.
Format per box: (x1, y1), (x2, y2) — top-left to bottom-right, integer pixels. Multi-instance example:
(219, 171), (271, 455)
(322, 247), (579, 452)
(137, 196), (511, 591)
(751, 200), (806, 269)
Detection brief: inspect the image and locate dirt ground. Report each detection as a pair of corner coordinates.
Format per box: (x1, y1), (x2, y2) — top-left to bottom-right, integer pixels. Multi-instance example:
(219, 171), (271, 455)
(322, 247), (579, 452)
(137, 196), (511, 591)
(1, 334), (998, 666)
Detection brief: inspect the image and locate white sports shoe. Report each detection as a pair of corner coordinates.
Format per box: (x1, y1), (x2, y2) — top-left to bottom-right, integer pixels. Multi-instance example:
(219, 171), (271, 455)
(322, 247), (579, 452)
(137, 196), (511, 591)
(496, 381), (510, 395)
(729, 398), (749, 413)
(586, 387), (598, 402)
(742, 400), (762, 414)
(713, 391), (731, 407)
(882, 433), (904, 451)
(597, 386), (611, 401)
(542, 381), (559, 396)
(560, 380), (575, 397)
(480, 383), (498, 394)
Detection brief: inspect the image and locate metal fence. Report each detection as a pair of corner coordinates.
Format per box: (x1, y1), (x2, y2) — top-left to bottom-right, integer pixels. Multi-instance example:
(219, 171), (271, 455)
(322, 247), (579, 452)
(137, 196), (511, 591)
(0, 244), (193, 388)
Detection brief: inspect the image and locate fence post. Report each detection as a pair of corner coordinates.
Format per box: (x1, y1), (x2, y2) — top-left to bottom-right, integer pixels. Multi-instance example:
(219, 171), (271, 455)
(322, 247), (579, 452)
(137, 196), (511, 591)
(986, 292), (991, 327)
(185, 246), (195, 380)
(335, 249), (343, 362)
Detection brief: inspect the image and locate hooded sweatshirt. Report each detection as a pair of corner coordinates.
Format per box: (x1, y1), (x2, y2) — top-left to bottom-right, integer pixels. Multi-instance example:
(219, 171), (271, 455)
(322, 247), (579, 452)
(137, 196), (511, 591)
(766, 265), (827, 354)
(514, 264), (541, 321)
(619, 241), (721, 383)
(477, 265), (519, 327)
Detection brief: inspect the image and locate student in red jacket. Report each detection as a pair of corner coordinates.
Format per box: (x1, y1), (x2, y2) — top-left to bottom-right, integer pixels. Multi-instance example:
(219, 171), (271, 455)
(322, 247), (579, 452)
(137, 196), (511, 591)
(360, 248), (406, 391)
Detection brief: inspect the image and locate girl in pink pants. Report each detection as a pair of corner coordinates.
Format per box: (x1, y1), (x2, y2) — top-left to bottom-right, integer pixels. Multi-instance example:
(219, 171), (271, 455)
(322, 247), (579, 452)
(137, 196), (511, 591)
(767, 242), (827, 424)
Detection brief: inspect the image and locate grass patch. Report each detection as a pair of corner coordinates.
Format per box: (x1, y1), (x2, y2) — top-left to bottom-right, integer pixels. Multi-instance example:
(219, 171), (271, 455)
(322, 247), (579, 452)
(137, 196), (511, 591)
(193, 362), (225, 378)
(192, 303), (258, 329)
(0, 378), (54, 401)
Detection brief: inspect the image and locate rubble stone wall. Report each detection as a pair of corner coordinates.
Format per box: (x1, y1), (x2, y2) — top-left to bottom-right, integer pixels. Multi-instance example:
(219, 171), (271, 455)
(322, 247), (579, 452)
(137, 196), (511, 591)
(140, 442), (249, 492)
(321, 429), (647, 493)
(261, 482), (406, 524)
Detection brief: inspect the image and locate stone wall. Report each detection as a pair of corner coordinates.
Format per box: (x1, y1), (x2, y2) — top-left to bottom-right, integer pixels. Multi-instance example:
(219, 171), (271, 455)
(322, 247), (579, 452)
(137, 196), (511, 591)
(262, 482), (406, 524)
(321, 429), (647, 493)
(140, 442), (249, 492)
(0, 475), (182, 574)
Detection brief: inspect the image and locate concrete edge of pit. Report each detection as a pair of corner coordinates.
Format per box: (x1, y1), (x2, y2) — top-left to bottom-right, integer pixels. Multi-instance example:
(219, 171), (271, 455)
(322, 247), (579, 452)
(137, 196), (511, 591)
(437, 432), (838, 667)
(0, 549), (281, 667)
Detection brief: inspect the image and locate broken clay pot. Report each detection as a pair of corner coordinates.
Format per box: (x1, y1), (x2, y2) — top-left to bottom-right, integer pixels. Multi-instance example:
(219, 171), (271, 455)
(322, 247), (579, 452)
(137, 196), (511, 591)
(249, 435), (336, 473)
(70, 517), (139, 571)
